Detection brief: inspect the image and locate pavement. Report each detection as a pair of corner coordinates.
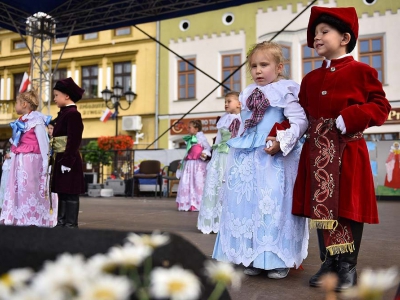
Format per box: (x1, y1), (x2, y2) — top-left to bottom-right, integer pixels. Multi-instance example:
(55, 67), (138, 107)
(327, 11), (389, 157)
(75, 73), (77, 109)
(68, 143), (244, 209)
(79, 195), (400, 300)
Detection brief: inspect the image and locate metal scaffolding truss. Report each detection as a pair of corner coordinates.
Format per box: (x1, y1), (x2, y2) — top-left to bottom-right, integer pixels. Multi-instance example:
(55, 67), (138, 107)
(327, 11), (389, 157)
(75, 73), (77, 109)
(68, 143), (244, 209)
(27, 13), (54, 112)
(0, 0), (263, 112)
(0, 0), (263, 37)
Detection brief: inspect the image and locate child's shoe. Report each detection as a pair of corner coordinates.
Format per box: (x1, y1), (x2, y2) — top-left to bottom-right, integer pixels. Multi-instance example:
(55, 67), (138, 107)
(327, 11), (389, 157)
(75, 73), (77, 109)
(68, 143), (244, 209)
(244, 267), (262, 276)
(267, 268), (290, 279)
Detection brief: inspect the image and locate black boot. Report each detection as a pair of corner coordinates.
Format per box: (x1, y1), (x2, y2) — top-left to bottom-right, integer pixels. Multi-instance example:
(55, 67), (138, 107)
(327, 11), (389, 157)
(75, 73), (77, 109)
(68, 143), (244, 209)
(56, 199), (66, 227)
(309, 229), (338, 287)
(336, 220), (364, 292)
(65, 200), (80, 228)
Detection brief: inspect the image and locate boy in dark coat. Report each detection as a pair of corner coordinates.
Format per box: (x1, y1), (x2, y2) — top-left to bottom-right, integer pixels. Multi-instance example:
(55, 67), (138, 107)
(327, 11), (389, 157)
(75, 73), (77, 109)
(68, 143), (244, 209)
(52, 77), (85, 228)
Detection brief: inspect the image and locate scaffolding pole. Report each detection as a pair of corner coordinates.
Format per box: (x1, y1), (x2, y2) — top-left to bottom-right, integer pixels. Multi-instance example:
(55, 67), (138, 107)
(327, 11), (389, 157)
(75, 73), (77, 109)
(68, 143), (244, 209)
(26, 12), (55, 113)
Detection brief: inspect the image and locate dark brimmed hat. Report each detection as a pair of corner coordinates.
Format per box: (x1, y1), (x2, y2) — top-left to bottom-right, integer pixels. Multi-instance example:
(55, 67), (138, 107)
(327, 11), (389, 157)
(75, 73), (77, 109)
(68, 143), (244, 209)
(307, 6), (359, 53)
(53, 77), (85, 103)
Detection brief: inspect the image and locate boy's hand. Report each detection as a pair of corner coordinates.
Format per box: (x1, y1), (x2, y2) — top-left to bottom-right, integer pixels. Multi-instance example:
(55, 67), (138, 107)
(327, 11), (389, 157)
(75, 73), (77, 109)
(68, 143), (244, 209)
(200, 153), (208, 161)
(264, 136), (281, 156)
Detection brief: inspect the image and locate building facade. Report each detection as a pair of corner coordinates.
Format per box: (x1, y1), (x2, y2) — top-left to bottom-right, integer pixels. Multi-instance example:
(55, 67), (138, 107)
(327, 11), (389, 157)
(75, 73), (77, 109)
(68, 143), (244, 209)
(158, 0), (400, 194)
(0, 23), (158, 153)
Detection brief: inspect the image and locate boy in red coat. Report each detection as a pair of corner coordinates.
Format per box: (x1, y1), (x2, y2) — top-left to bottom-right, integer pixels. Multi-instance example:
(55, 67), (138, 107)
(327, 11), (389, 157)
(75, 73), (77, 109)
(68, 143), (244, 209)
(52, 77), (85, 228)
(292, 6), (391, 291)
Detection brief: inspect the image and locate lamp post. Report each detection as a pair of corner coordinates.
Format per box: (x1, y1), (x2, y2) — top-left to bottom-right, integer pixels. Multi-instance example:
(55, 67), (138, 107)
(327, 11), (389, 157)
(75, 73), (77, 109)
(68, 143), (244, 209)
(101, 82), (136, 174)
(101, 82), (136, 136)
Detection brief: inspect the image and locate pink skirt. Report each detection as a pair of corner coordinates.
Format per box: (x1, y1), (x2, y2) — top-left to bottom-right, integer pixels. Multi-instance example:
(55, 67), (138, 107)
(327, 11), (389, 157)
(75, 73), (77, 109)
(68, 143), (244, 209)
(0, 153), (57, 227)
(176, 159), (208, 211)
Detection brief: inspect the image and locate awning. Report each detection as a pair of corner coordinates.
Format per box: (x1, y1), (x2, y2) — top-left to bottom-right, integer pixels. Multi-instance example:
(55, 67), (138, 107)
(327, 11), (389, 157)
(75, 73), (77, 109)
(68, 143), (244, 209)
(0, 0), (264, 37)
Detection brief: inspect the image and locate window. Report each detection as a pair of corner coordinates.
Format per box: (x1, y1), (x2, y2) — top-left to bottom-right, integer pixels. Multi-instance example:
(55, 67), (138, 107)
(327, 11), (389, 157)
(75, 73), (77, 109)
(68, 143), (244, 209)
(82, 32), (98, 40)
(178, 58), (196, 99)
(13, 40), (26, 50)
(114, 27), (131, 36)
(55, 37), (67, 43)
(281, 45), (291, 79)
(81, 65), (98, 98)
(179, 20), (190, 31)
(302, 44), (323, 76)
(222, 13), (235, 25)
(364, 133), (399, 141)
(113, 62), (131, 92)
(221, 54), (241, 94)
(13, 73), (24, 97)
(53, 68), (67, 82)
(359, 37), (384, 82)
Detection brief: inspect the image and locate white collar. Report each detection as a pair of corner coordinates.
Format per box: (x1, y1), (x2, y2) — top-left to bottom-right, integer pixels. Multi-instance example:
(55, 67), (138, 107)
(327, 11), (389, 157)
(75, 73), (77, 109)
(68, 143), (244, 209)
(325, 54), (351, 68)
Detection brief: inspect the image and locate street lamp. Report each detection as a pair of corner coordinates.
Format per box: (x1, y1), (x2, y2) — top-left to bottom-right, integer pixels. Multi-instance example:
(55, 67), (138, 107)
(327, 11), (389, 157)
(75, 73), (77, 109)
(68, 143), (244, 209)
(101, 82), (136, 136)
(101, 82), (136, 175)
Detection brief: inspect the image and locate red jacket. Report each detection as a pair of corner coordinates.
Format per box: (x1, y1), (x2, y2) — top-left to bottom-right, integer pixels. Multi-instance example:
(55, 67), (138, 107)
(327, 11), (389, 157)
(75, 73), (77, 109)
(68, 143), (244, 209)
(292, 56), (391, 224)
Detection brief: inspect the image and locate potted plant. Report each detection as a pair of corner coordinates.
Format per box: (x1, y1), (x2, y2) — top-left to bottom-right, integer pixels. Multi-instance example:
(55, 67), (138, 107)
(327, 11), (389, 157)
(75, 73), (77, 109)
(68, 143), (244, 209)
(81, 140), (113, 173)
(98, 135), (134, 155)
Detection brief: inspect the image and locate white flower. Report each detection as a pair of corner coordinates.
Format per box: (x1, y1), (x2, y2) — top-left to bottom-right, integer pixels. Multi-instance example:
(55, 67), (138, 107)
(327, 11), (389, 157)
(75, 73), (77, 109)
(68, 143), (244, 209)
(6, 287), (64, 300)
(86, 254), (116, 275)
(76, 274), (133, 300)
(204, 260), (243, 290)
(126, 231), (170, 249)
(150, 266), (201, 300)
(0, 282), (11, 299)
(30, 253), (89, 297)
(108, 244), (152, 268)
(0, 268), (33, 289)
(342, 267), (399, 299)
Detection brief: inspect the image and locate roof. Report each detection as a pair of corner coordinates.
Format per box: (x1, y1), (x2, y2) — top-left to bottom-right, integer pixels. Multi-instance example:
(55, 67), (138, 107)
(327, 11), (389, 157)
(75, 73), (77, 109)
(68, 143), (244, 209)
(0, 0), (263, 37)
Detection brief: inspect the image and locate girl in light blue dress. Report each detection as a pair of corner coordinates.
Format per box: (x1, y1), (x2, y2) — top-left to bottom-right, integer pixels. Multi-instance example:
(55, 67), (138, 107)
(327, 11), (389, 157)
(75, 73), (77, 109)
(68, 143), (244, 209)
(197, 92), (241, 234)
(212, 41), (309, 279)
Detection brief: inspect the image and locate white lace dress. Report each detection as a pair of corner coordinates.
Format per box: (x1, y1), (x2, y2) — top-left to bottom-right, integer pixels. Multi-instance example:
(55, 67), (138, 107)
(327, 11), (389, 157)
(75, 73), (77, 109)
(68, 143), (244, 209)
(0, 111), (57, 227)
(197, 113), (240, 234)
(176, 131), (211, 211)
(212, 80), (309, 270)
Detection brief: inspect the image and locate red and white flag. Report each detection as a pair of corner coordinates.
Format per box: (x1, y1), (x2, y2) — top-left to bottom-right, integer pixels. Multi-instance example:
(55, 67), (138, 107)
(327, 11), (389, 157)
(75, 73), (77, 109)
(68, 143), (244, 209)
(19, 72), (30, 93)
(100, 108), (112, 122)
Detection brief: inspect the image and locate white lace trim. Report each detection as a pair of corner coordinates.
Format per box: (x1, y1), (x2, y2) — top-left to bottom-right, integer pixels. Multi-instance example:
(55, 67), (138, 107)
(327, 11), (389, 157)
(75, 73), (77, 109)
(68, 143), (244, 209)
(276, 129), (297, 156)
(21, 111), (49, 133)
(196, 131), (212, 157)
(217, 113), (241, 129)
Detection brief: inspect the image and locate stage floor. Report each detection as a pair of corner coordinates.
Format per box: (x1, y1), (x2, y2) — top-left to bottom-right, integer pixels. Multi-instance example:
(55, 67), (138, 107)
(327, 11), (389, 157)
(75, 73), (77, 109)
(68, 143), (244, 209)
(79, 196), (400, 300)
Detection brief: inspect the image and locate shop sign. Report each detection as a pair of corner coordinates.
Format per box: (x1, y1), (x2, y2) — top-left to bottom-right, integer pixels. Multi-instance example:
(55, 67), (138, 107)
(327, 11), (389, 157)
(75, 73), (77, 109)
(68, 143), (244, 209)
(170, 117), (219, 135)
(77, 102), (107, 117)
(386, 108), (400, 124)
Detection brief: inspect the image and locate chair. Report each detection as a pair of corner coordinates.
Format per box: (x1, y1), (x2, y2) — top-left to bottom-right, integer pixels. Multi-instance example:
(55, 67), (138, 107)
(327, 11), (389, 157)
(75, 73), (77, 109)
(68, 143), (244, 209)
(162, 159), (181, 197)
(131, 160), (162, 198)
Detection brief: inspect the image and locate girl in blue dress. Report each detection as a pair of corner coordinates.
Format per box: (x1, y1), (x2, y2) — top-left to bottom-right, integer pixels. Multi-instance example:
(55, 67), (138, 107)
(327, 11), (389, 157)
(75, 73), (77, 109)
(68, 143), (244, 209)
(197, 92), (241, 234)
(212, 41), (309, 279)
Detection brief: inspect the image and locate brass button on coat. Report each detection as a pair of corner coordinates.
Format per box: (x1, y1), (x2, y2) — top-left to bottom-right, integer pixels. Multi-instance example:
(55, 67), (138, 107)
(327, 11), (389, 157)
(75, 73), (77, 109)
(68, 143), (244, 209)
(330, 67), (336, 71)
(321, 91), (327, 95)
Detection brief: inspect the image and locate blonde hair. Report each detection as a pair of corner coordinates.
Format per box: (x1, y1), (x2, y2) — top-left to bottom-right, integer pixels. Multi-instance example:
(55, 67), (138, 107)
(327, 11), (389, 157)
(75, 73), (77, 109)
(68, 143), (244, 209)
(225, 91), (240, 98)
(17, 89), (39, 111)
(246, 41), (287, 79)
(189, 119), (202, 132)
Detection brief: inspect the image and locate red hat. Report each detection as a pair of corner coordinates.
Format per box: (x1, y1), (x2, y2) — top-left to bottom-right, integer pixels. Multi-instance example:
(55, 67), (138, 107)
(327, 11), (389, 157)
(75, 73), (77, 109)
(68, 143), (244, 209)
(307, 6), (359, 51)
(53, 77), (85, 102)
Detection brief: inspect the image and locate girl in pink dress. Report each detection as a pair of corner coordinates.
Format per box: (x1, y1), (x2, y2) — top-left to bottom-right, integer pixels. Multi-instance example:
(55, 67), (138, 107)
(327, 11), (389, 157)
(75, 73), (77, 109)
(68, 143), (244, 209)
(176, 120), (211, 211)
(0, 89), (57, 227)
